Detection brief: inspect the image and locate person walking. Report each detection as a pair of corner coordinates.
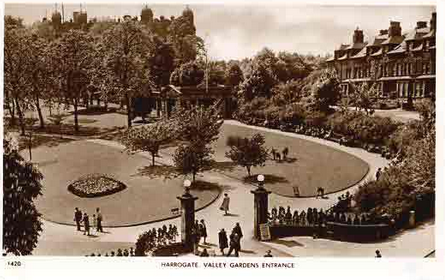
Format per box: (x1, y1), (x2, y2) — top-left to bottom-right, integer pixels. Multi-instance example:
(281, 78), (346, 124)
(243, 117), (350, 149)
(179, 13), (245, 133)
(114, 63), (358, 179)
(233, 223), (243, 251)
(74, 208), (82, 231)
(264, 250), (273, 257)
(218, 228), (228, 255)
(271, 148), (276, 160)
(282, 147), (289, 161)
(226, 231), (240, 257)
(220, 193), (230, 216)
(199, 219), (208, 244)
(83, 213), (90, 236)
(376, 168), (382, 181)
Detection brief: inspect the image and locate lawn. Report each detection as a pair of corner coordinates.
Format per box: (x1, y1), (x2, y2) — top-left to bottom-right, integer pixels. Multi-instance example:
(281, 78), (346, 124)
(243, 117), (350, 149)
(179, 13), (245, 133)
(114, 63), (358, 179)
(163, 123), (370, 197)
(30, 140), (221, 227)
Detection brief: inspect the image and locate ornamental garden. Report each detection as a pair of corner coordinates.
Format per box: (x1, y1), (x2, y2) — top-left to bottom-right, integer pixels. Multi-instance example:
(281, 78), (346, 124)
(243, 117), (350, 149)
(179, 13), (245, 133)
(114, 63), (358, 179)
(3, 6), (435, 257)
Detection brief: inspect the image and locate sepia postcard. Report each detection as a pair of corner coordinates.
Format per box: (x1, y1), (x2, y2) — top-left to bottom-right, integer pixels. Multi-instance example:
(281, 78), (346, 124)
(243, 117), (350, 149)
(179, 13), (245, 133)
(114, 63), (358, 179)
(1, 0), (440, 278)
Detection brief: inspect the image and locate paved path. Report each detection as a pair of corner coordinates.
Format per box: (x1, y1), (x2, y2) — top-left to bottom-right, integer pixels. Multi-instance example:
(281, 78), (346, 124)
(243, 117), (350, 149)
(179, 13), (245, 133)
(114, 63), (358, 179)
(33, 120), (434, 257)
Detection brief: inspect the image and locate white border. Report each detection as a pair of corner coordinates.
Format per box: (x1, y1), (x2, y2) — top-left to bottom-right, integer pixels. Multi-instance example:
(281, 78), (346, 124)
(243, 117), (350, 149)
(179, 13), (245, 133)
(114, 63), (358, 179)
(1, 0), (443, 279)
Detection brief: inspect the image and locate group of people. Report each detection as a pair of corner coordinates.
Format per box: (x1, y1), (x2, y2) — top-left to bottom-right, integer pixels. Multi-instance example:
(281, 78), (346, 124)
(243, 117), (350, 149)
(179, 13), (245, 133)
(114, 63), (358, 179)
(268, 206), (328, 227)
(145, 224), (179, 248)
(332, 192), (353, 213)
(217, 222), (244, 257)
(74, 207), (104, 236)
(192, 219), (208, 254)
(270, 147), (289, 162)
(86, 247), (134, 257)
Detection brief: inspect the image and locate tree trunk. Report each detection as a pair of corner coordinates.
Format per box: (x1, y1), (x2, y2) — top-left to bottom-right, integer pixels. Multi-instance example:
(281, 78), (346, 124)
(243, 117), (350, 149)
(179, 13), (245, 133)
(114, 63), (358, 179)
(126, 93), (132, 127)
(74, 98), (79, 133)
(192, 171), (196, 182)
(15, 97), (26, 136)
(7, 99), (16, 126)
(246, 166), (251, 177)
(35, 97), (45, 129)
(151, 152), (156, 167)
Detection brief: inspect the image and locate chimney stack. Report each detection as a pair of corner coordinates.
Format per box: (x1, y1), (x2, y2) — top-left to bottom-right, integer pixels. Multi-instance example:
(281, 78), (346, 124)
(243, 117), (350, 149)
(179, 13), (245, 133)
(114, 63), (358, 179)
(353, 28), (364, 44)
(388, 21), (401, 37)
(430, 12), (436, 31)
(416, 21), (427, 29)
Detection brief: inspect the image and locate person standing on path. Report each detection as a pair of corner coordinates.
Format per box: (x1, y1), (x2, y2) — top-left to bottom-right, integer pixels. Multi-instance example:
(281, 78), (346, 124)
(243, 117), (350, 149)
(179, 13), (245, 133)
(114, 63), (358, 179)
(233, 223), (243, 251)
(74, 208), (82, 231)
(92, 214), (97, 235)
(264, 250), (273, 257)
(83, 213), (90, 236)
(96, 208), (104, 233)
(218, 228), (228, 255)
(375, 250), (382, 258)
(220, 193), (230, 216)
(199, 219), (208, 244)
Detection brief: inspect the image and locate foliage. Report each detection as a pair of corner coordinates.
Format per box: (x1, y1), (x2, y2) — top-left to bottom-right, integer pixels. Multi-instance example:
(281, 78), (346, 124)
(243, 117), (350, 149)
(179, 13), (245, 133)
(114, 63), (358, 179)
(101, 19), (154, 127)
(311, 68), (341, 112)
(349, 82), (378, 115)
(173, 143), (214, 182)
(121, 120), (176, 166)
(238, 60), (278, 101)
(170, 60), (205, 86)
(172, 105), (223, 146)
(225, 62), (244, 87)
(3, 133), (43, 255)
(225, 133), (269, 177)
(149, 36), (176, 87)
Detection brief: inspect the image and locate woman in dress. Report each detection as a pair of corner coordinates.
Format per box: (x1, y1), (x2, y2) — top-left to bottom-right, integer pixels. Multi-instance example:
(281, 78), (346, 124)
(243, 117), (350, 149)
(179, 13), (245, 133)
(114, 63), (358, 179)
(220, 193), (230, 215)
(199, 219), (207, 244)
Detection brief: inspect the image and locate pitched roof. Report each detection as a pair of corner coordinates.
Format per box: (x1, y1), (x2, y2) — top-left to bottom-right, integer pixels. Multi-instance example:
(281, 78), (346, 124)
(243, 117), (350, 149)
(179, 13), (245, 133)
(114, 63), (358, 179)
(423, 30), (435, 38)
(381, 35), (405, 45)
(346, 42), (367, 50)
(337, 54), (348, 60)
(387, 40), (407, 55)
(370, 48), (383, 57)
(350, 45), (368, 59)
(336, 44), (350, 51)
(368, 34), (389, 46)
(405, 28), (429, 41)
(326, 56), (335, 62)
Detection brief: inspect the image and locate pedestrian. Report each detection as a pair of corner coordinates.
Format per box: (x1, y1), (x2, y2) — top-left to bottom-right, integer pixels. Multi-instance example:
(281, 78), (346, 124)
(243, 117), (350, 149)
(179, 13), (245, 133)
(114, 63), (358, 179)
(117, 249), (123, 257)
(199, 219), (207, 244)
(376, 168), (382, 181)
(316, 187), (323, 199)
(227, 231), (240, 257)
(220, 193), (230, 216)
(264, 250), (273, 257)
(193, 220), (201, 255)
(232, 223), (243, 250)
(130, 247), (134, 256)
(83, 213), (90, 236)
(92, 214), (97, 235)
(200, 248), (209, 257)
(375, 250), (382, 258)
(96, 208), (104, 233)
(282, 147), (289, 160)
(320, 187), (325, 198)
(123, 249), (129, 256)
(74, 207), (82, 231)
(218, 228), (228, 255)
(276, 152), (281, 162)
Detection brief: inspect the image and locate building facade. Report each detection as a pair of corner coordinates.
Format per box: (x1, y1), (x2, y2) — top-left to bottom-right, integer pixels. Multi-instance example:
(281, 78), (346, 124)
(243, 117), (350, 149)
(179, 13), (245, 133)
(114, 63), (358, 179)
(326, 12), (436, 104)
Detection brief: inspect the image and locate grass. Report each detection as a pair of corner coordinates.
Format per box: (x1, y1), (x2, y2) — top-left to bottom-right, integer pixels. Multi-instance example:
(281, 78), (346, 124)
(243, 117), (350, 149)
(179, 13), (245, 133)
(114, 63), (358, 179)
(31, 141), (221, 227)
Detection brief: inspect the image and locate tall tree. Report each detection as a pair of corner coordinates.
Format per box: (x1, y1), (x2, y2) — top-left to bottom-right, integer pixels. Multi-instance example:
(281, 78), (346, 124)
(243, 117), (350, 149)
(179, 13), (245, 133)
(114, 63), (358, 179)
(50, 30), (96, 133)
(3, 133), (43, 255)
(311, 68), (341, 112)
(4, 18), (29, 135)
(102, 19), (154, 127)
(173, 143), (213, 182)
(225, 63), (244, 87)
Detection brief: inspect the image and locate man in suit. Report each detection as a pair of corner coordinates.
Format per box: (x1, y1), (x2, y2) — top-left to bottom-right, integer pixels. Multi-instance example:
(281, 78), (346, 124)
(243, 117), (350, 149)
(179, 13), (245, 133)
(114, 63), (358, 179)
(74, 208), (82, 231)
(83, 213), (90, 236)
(233, 223), (243, 250)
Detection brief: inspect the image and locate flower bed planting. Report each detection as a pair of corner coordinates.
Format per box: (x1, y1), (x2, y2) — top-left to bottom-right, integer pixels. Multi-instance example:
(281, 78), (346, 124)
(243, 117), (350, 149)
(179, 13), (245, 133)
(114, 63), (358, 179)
(67, 174), (126, 198)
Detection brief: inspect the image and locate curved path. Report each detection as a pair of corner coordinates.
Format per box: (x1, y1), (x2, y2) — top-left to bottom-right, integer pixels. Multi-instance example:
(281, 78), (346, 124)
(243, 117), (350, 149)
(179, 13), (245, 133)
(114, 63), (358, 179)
(32, 121), (434, 257)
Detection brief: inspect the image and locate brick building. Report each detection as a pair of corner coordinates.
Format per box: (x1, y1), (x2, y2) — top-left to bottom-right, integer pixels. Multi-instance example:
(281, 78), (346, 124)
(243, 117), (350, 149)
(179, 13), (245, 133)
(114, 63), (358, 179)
(326, 12), (436, 103)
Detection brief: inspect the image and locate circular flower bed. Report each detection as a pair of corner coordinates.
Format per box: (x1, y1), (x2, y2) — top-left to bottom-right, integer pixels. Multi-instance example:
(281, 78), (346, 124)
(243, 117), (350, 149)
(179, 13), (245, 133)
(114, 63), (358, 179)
(67, 174), (127, 198)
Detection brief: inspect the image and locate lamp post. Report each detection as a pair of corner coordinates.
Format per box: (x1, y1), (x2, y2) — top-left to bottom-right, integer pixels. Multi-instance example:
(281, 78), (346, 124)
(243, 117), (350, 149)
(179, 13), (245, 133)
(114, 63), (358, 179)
(177, 179), (198, 251)
(251, 174), (271, 239)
